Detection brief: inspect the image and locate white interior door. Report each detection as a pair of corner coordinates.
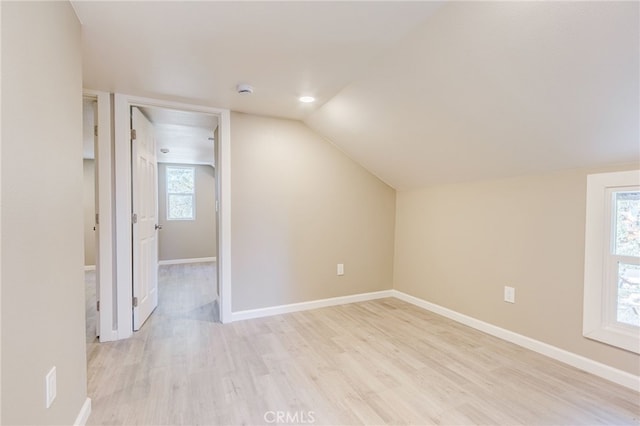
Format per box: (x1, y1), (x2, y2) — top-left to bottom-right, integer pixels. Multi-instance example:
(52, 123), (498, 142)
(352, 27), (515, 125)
(132, 106), (159, 330)
(92, 99), (100, 337)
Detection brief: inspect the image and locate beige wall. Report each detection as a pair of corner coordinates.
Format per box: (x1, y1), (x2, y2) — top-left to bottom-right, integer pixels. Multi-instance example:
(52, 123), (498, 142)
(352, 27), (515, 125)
(158, 163), (217, 261)
(394, 165), (640, 375)
(230, 112), (396, 312)
(1, 2), (87, 424)
(83, 159), (96, 266)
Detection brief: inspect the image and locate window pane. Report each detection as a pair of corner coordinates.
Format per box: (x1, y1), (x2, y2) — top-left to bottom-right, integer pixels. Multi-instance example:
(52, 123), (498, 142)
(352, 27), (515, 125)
(167, 167), (194, 194)
(168, 194), (193, 220)
(617, 262), (640, 327)
(613, 191), (640, 257)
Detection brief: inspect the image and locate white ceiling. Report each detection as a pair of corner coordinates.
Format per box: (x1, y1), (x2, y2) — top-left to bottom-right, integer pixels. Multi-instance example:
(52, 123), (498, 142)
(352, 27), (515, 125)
(73, 1), (443, 120)
(73, 1), (639, 189)
(138, 107), (217, 166)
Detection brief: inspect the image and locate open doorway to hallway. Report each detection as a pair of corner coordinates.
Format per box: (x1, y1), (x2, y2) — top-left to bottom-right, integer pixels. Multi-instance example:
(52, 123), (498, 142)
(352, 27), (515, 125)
(111, 94), (231, 337)
(134, 105), (220, 328)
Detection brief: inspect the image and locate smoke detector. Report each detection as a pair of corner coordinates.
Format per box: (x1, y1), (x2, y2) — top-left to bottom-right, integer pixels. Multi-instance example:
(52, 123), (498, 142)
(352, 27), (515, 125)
(236, 83), (254, 95)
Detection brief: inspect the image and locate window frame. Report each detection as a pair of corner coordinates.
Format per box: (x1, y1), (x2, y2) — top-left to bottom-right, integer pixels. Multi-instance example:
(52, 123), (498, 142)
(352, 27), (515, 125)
(583, 169), (640, 354)
(166, 165), (196, 221)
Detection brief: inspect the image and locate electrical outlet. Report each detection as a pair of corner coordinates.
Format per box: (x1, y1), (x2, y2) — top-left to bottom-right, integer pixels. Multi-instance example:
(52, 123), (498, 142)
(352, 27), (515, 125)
(337, 263), (344, 276)
(46, 366), (57, 408)
(504, 286), (515, 303)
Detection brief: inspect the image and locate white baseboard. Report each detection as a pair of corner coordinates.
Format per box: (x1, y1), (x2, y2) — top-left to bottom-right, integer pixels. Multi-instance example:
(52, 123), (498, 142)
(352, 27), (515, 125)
(391, 290), (640, 392)
(73, 398), (91, 426)
(83, 265), (96, 271)
(158, 257), (216, 266)
(231, 290), (395, 322)
(228, 287), (639, 391)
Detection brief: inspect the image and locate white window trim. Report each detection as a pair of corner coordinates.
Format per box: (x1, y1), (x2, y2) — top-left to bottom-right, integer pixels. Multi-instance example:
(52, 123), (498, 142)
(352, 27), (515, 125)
(166, 166), (196, 221)
(583, 169), (640, 354)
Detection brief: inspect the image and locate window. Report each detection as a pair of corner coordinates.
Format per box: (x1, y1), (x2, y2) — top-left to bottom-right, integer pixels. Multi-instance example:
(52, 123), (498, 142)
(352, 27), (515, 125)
(166, 166), (195, 220)
(584, 170), (640, 353)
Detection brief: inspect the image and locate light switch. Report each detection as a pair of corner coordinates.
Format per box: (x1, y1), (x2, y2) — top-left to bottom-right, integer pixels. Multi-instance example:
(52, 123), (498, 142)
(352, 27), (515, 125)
(46, 366), (56, 408)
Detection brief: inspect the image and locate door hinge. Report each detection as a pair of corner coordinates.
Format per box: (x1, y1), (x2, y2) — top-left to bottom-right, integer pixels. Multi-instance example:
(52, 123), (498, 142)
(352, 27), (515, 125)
(131, 129), (137, 140)
(132, 297), (138, 308)
(132, 213), (138, 224)
(95, 213), (99, 225)
(96, 300), (100, 312)
(94, 125), (98, 137)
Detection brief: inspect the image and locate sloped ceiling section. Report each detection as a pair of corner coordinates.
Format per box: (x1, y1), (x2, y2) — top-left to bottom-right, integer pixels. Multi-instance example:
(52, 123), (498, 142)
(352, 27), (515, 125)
(305, 2), (640, 190)
(74, 1), (639, 190)
(73, 1), (443, 120)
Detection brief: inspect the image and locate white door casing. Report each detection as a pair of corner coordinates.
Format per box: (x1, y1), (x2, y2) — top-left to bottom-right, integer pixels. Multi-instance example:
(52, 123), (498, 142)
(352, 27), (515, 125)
(214, 132), (221, 299)
(83, 89), (116, 342)
(131, 107), (159, 330)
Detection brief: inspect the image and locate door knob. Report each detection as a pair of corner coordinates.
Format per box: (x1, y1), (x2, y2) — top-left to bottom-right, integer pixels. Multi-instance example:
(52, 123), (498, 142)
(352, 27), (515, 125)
(155, 224), (163, 230)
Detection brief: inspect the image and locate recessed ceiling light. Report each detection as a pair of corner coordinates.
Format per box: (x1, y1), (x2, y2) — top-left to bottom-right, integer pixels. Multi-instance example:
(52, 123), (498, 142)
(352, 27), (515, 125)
(160, 148), (169, 154)
(299, 96), (315, 103)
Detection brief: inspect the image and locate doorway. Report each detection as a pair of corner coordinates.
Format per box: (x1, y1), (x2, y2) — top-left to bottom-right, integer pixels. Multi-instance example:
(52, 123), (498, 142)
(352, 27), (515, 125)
(131, 105), (220, 329)
(113, 94), (231, 338)
(82, 90), (116, 343)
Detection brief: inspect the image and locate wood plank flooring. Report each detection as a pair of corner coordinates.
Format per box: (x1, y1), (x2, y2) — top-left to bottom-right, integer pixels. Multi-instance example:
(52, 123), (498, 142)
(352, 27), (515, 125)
(85, 269), (98, 344)
(86, 264), (640, 425)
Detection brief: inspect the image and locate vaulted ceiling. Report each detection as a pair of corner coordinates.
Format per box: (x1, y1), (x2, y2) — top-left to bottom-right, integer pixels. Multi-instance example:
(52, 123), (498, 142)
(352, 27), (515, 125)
(72, 1), (639, 190)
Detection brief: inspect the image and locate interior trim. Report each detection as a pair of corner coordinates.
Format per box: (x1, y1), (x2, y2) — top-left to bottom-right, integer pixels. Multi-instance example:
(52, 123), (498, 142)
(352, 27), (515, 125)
(231, 290), (395, 322)
(230, 287), (639, 391)
(392, 290), (640, 392)
(73, 398), (91, 426)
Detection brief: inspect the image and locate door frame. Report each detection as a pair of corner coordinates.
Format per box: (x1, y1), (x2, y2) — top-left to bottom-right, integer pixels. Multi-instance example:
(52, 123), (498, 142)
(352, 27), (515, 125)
(114, 94), (232, 338)
(83, 89), (117, 342)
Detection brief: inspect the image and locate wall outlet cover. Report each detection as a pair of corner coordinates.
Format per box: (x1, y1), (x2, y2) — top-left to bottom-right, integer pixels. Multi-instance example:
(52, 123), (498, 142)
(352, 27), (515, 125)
(504, 286), (515, 303)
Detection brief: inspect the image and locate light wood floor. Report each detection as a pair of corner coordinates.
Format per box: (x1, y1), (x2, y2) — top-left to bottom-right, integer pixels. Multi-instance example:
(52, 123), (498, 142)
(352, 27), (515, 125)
(85, 269), (98, 344)
(86, 264), (640, 425)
